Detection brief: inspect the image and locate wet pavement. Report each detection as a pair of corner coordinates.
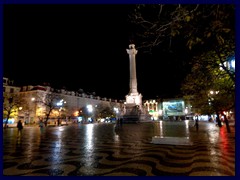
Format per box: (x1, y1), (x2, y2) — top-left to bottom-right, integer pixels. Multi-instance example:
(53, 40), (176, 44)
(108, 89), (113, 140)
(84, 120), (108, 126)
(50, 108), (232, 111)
(3, 120), (235, 176)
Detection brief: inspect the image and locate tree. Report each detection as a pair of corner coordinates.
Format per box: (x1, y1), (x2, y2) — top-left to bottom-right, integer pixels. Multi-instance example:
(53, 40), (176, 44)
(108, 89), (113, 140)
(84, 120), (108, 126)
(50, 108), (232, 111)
(181, 50), (235, 116)
(130, 4), (235, 115)
(94, 103), (116, 121)
(77, 106), (89, 123)
(129, 4), (234, 53)
(33, 92), (65, 126)
(3, 93), (21, 128)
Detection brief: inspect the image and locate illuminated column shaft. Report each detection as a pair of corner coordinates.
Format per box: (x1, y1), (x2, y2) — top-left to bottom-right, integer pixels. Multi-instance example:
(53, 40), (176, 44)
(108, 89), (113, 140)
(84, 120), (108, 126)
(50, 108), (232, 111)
(126, 44), (138, 94)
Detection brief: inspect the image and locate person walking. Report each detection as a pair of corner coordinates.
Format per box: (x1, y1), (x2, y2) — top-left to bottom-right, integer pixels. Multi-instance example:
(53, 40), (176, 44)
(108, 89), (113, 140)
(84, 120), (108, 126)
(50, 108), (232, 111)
(223, 113), (231, 133)
(194, 115), (199, 131)
(17, 120), (23, 137)
(216, 114), (222, 127)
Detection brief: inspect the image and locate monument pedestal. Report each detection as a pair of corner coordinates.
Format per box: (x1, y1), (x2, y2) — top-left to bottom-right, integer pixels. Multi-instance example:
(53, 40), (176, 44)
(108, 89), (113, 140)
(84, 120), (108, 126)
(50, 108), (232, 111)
(123, 93), (151, 123)
(122, 104), (151, 123)
(123, 103), (141, 123)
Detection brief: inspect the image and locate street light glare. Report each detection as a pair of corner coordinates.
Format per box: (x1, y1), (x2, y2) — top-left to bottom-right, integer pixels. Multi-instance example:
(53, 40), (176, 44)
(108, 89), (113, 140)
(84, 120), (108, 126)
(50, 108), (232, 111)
(87, 105), (93, 112)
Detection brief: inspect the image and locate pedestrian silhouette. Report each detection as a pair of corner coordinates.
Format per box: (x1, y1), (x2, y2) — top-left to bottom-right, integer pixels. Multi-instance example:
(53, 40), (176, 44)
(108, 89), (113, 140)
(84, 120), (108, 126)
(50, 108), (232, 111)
(223, 114), (231, 133)
(120, 118), (123, 127)
(194, 116), (199, 131)
(17, 120), (23, 137)
(216, 115), (222, 127)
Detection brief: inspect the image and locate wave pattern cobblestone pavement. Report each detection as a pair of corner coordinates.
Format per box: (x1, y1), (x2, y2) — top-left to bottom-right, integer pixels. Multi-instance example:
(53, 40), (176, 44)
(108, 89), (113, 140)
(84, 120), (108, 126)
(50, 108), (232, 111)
(3, 121), (235, 176)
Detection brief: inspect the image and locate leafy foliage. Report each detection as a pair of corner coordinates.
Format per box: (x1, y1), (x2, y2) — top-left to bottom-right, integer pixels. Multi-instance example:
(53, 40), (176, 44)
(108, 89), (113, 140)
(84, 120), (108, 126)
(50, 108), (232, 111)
(3, 93), (21, 128)
(181, 50), (235, 114)
(129, 4), (234, 52)
(94, 103), (116, 120)
(130, 4), (235, 115)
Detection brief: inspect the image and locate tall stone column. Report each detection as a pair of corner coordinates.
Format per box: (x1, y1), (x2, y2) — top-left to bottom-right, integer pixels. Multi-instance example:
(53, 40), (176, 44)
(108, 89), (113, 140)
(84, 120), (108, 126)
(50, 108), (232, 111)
(125, 44), (142, 107)
(126, 44), (138, 94)
(123, 44), (150, 122)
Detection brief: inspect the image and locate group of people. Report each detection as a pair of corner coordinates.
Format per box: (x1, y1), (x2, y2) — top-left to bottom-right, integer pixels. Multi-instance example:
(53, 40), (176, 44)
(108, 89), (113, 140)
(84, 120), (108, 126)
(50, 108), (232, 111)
(16, 119), (45, 138)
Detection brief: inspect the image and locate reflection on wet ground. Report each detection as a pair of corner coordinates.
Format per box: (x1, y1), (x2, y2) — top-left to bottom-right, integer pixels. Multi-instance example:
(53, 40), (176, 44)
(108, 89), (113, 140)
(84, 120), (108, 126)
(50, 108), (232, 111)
(3, 121), (235, 176)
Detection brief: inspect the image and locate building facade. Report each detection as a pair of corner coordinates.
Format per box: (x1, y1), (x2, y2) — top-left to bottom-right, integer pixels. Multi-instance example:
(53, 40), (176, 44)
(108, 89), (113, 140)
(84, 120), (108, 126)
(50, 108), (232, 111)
(3, 77), (123, 126)
(17, 85), (122, 125)
(3, 77), (21, 94)
(143, 98), (194, 121)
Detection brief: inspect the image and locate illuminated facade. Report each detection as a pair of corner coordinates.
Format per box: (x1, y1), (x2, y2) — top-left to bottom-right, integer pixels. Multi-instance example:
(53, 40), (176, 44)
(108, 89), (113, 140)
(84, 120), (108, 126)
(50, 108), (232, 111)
(143, 100), (159, 120)
(3, 78), (121, 125)
(17, 85), (121, 124)
(143, 98), (193, 120)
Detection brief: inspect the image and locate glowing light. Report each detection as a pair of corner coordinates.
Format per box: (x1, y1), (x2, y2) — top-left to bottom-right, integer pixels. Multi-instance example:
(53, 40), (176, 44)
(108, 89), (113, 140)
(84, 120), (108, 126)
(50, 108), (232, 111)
(184, 120), (189, 128)
(57, 102), (62, 106)
(74, 111), (79, 116)
(77, 116), (82, 122)
(3, 118), (15, 124)
(158, 109), (163, 115)
(231, 59), (235, 69)
(87, 105), (93, 112)
(57, 99), (66, 106)
(114, 107), (119, 113)
(85, 124), (94, 151)
(159, 121), (163, 138)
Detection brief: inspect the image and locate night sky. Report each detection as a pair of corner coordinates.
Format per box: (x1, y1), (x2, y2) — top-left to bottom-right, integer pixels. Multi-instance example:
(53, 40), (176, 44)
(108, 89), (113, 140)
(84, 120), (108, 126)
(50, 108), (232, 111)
(4, 4), (193, 100)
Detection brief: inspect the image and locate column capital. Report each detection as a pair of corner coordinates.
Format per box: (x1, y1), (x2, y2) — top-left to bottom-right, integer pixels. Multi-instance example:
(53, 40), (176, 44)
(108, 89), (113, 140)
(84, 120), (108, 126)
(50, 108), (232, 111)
(126, 44), (138, 55)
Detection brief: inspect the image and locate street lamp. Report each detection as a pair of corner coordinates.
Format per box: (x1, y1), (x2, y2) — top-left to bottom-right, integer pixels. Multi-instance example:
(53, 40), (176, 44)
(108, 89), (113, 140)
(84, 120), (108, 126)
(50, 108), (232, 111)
(208, 90), (219, 105)
(209, 90), (219, 95)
